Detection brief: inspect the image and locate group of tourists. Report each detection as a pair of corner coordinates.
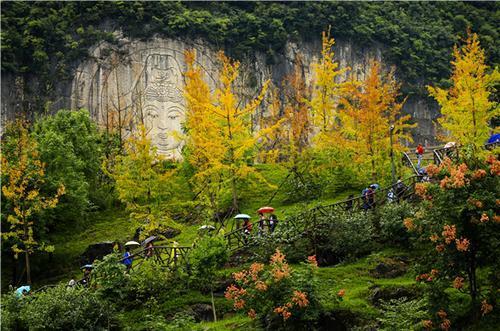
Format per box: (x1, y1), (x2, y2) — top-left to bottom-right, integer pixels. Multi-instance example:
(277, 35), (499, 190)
(359, 178), (409, 210)
(240, 208), (279, 241)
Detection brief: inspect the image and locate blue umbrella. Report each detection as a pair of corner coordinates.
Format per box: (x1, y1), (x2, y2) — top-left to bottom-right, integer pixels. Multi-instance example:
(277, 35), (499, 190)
(234, 214), (251, 219)
(370, 184), (380, 190)
(15, 285), (30, 298)
(487, 133), (500, 144)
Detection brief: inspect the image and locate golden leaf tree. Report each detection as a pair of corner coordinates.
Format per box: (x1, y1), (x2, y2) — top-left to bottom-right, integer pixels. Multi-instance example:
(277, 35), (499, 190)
(310, 29), (349, 143)
(339, 61), (415, 182)
(258, 85), (287, 163)
(1, 120), (65, 284)
(428, 32), (499, 157)
(104, 125), (174, 237)
(184, 50), (270, 212)
(281, 54), (312, 166)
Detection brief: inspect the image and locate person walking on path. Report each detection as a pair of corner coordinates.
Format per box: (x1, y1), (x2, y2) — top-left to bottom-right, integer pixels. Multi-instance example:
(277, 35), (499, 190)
(269, 214), (278, 233)
(145, 242), (154, 259)
(122, 246), (133, 272)
(257, 213), (266, 236)
(416, 143), (425, 170)
(243, 219), (252, 244)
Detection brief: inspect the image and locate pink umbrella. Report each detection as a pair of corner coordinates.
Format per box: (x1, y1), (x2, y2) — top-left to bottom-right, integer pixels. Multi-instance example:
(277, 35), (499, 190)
(257, 206), (275, 214)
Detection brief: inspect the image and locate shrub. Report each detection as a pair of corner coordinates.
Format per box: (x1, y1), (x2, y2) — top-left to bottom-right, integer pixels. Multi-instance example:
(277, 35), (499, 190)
(92, 253), (128, 301)
(125, 259), (179, 304)
(1, 293), (27, 330)
(225, 250), (331, 330)
(377, 201), (417, 247)
(314, 210), (375, 265)
(377, 297), (429, 330)
(19, 285), (114, 330)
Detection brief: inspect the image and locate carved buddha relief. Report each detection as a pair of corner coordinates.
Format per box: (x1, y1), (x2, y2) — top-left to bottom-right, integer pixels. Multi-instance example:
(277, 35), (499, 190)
(138, 53), (185, 158)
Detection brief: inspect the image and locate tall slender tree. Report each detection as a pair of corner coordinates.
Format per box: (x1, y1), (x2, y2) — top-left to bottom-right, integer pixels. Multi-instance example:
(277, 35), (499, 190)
(310, 28), (349, 142)
(184, 50), (270, 212)
(1, 120), (65, 284)
(428, 31), (499, 157)
(339, 61), (415, 182)
(104, 125), (174, 237)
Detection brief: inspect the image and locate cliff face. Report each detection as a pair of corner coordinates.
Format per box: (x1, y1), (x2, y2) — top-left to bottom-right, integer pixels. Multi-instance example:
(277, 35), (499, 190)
(1, 35), (439, 154)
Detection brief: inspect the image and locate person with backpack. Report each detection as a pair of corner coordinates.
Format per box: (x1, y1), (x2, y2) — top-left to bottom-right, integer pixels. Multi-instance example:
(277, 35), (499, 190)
(395, 178), (407, 202)
(362, 187), (372, 210)
(269, 214), (278, 233)
(257, 213), (267, 236)
(122, 246), (133, 272)
(243, 219), (252, 244)
(416, 143), (425, 170)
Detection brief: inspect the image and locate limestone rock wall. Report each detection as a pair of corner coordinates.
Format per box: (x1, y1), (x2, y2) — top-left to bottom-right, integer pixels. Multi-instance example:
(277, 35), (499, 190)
(1, 35), (439, 152)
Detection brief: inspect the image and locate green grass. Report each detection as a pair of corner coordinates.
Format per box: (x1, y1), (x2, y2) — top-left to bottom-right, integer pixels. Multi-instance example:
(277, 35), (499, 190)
(315, 249), (416, 318)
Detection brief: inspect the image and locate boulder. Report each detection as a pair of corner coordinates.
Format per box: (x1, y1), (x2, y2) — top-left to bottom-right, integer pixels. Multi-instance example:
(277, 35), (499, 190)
(80, 241), (116, 265)
(370, 258), (408, 278)
(190, 304), (214, 322)
(369, 285), (422, 306)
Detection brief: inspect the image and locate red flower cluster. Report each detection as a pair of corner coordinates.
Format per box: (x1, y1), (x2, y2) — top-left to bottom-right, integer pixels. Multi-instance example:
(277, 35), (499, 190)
(416, 273), (433, 282)
(472, 169), (487, 180)
(291, 290), (309, 308)
(452, 276), (464, 289)
(225, 285), (247, 310)
(270, 249), (291, 281)
(422, 319), (433, 329)
(442, 225), (456, 244)
(487, 155), (500, 176)
(455, 237), (470, 252)
(403, 218), (415, 231)
(437, 309), (451, 330)
(467, 197), (483, 209)
(274, 305), (292, 320)
(307, 255), (318, 267)
(481, 300), (493, 316)
(440, 163), (469, 189)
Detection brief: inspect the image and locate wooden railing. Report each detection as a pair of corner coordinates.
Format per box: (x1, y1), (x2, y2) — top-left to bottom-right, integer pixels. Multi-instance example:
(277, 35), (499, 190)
(28, 175), (420, 293)
(223, 175), (420, 251)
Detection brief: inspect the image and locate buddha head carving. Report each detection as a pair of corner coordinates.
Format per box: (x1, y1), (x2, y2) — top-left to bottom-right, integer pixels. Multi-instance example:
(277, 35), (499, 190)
(140, 53), (185, 157)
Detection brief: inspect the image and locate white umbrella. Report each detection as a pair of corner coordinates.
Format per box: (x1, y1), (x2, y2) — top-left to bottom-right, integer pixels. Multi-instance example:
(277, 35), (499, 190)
(234, 214), (251, 219)
(198, 225), (216, 231)
(125, 241), (140, 246)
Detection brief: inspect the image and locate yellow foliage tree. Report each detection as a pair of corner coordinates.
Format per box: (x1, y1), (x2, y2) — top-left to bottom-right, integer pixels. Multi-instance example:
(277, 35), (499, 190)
(428, 32), (499, 156)
(282, 54), (311, 165)
(258, 85), (287, 163)
(1, 120), (65, 284)
(184, 50), (270, 212)
(339, 61), (415, 182)
(310, 29), (349, 143)
(104, 125), (174, 237)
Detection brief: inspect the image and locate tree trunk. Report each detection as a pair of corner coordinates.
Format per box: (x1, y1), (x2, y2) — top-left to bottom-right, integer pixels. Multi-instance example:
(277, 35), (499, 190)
(231, 175), (238, 212)
(25, 250), (31, 284)
(211, 288), (217, 322)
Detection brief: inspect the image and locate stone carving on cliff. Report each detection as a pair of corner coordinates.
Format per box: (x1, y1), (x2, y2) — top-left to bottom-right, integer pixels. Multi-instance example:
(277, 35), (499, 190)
(67, 37), (439, 153)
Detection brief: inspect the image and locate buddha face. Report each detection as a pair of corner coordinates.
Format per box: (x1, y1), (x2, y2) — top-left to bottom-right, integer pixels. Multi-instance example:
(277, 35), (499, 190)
(142, 54), (185, 157)
(145, 105), (183, 155)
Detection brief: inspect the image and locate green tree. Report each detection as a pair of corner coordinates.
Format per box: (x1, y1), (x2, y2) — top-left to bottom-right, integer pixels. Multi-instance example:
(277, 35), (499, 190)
(190, 235), (229, 322)
(410, 156), (500, 323)
(33, 109), (102, 224)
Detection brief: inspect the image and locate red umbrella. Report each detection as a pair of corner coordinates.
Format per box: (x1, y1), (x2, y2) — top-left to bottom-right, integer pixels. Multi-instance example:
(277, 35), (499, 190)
(257, 206), (275, 213)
